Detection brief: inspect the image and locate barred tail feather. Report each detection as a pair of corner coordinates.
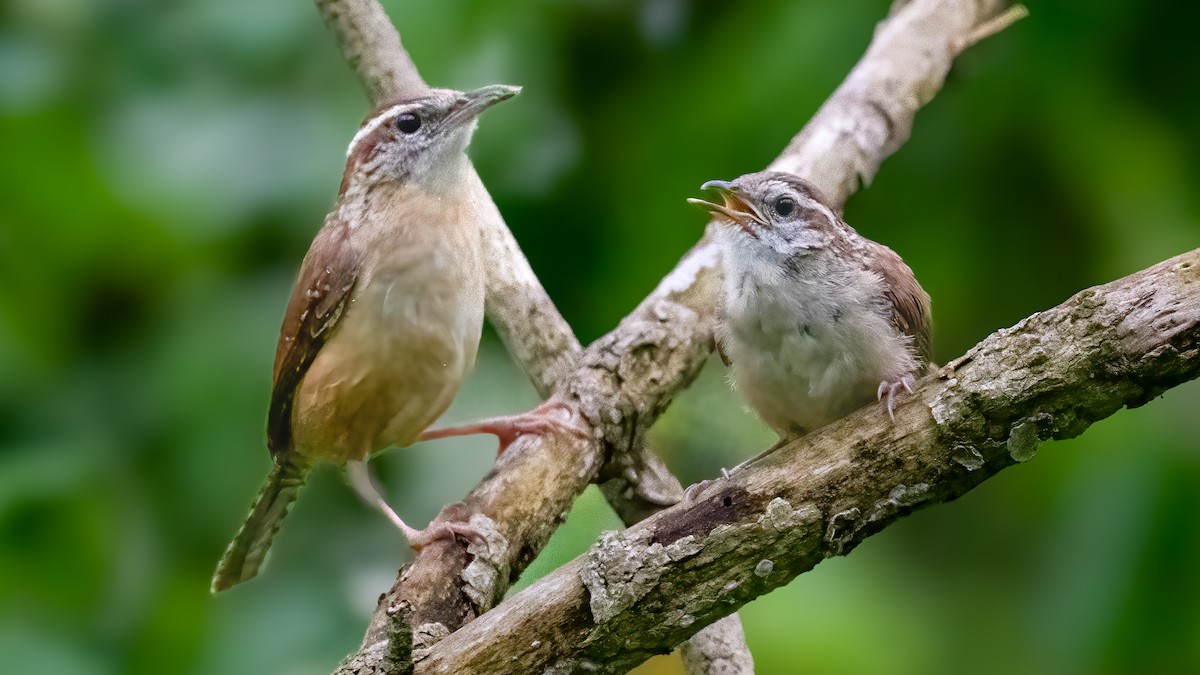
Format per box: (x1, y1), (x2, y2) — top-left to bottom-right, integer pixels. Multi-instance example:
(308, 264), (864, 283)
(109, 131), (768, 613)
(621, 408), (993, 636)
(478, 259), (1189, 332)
(211, 459), (307, 592)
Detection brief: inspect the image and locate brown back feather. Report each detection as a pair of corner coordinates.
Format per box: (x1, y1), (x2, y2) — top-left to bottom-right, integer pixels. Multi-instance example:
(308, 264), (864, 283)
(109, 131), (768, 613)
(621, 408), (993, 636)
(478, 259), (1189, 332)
(863, 242), (933, 364)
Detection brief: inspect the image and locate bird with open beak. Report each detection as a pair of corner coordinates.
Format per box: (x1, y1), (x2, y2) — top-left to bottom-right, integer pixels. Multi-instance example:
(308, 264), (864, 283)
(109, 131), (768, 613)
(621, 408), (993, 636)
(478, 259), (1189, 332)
(688, 170), (932, 456)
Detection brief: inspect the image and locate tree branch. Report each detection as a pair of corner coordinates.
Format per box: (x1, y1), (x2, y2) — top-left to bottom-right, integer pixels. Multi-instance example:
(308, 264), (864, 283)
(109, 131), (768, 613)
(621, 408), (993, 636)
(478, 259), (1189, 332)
(420, 249), (1200, 673)
(314, 0), (428, 105)
(768, 0), (1020, 205)
(318, 0), (1020, 671)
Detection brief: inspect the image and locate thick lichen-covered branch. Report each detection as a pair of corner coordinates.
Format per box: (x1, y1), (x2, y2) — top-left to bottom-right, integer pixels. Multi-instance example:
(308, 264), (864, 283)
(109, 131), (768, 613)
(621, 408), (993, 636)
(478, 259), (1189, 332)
(420, 250), (1200, 674)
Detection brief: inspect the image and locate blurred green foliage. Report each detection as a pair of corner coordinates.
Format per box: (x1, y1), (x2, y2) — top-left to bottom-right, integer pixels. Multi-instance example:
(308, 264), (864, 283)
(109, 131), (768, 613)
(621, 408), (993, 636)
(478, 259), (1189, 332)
(1, 0), (1198, 673)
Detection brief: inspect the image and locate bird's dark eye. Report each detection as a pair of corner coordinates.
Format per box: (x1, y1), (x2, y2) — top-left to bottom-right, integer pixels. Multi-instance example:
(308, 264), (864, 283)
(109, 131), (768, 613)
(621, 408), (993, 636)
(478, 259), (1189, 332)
(773, 196), (796, 217)
(395, 112), (421, 134)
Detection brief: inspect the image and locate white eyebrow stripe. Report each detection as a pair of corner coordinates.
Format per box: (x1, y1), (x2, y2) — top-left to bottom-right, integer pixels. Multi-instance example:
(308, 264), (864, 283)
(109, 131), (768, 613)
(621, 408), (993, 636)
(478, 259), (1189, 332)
(345, 102), (411, 158)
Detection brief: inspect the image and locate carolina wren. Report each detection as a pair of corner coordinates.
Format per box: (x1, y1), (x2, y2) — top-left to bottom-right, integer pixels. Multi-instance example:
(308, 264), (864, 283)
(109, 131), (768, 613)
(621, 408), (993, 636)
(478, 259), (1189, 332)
(689, 170), (932, 444)
(211, 85), (521, 592)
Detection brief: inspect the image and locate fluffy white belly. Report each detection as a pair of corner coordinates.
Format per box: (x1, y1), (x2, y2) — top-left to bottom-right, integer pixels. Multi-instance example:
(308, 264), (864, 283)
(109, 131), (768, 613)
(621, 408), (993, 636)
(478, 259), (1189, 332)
(726, 291), (908, 436)
(732, 329), (881, 435)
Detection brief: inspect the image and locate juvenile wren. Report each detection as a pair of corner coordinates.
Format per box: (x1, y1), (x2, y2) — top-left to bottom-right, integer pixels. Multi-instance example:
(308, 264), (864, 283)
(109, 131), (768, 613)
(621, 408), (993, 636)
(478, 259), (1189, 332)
(212, 85), (524, 592)
(689, 170), (932, 446)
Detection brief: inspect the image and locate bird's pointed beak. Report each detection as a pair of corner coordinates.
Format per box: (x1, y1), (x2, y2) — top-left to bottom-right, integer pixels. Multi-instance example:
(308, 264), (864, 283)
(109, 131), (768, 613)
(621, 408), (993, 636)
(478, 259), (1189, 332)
(446, 84), (521, 127)
(687, 180), (764, 236)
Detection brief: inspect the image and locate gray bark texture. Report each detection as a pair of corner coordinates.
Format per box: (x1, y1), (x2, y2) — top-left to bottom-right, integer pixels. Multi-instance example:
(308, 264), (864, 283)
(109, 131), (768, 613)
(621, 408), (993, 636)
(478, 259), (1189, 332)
(419, 249), (1200, 673)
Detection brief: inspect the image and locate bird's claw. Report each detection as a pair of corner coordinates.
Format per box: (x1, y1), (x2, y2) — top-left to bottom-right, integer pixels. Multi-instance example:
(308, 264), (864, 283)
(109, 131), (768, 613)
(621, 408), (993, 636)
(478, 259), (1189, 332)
(409, 519), (481, 551)
(418, 400), (589, 455)
(682, 464), (737, 505)
(877, 373), (916, 420)
(486, 400), (589, 454)
(683, 478), (717, 505)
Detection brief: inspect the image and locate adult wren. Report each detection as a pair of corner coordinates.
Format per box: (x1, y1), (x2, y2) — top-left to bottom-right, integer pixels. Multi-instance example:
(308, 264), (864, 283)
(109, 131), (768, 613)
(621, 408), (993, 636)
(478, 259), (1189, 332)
(212, 85), (541, 592)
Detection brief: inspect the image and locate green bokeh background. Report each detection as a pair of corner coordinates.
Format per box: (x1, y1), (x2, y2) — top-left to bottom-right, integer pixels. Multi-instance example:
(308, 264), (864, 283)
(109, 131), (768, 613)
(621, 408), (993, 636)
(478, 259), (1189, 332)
(2, 0), (1198, 673)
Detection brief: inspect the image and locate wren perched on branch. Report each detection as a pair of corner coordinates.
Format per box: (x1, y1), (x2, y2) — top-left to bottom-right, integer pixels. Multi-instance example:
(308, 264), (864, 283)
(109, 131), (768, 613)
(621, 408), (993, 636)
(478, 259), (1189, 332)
(689, 170), (932, 450)
(212, 85), (528, 592)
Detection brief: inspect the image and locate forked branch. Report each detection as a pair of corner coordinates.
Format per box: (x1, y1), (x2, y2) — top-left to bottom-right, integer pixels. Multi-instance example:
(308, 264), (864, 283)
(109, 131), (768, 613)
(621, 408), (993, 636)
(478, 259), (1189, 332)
(317, 0), (1028, 672)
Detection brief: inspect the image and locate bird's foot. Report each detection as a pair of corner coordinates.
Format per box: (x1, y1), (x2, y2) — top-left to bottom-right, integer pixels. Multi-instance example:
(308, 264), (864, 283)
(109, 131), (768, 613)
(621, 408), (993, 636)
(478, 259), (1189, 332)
(417, 400), (589, 455)
(682, 466), (742, 505)
(682, 478), (717, 505)
(407, 519), (481, 551)
(877, 373), (916, 420)
(344, 460), (481, 549)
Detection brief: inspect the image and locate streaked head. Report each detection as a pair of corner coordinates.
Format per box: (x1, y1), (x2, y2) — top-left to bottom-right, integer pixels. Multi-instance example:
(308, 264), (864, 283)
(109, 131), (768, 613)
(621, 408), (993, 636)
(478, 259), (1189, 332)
(342, 84), (520, 190)
(688, 171), (839, 255)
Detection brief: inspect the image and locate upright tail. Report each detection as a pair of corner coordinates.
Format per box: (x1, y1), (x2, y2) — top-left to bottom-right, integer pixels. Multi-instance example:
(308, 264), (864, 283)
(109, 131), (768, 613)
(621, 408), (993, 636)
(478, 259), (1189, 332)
(211, 458), (307, 592)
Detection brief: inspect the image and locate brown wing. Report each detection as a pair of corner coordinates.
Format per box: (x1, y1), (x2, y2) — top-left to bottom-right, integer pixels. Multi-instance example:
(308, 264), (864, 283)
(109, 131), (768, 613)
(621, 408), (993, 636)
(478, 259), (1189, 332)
(864, 243), (933, 364)
(267, 216), (359, 457)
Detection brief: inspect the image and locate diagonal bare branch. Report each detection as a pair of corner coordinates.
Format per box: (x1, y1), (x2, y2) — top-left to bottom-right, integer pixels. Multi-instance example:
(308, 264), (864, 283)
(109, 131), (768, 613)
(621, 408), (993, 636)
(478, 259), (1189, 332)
(314, 0), (428, 105)
(770, 0), (1016, 207)
(420, 249), (1200, 673)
